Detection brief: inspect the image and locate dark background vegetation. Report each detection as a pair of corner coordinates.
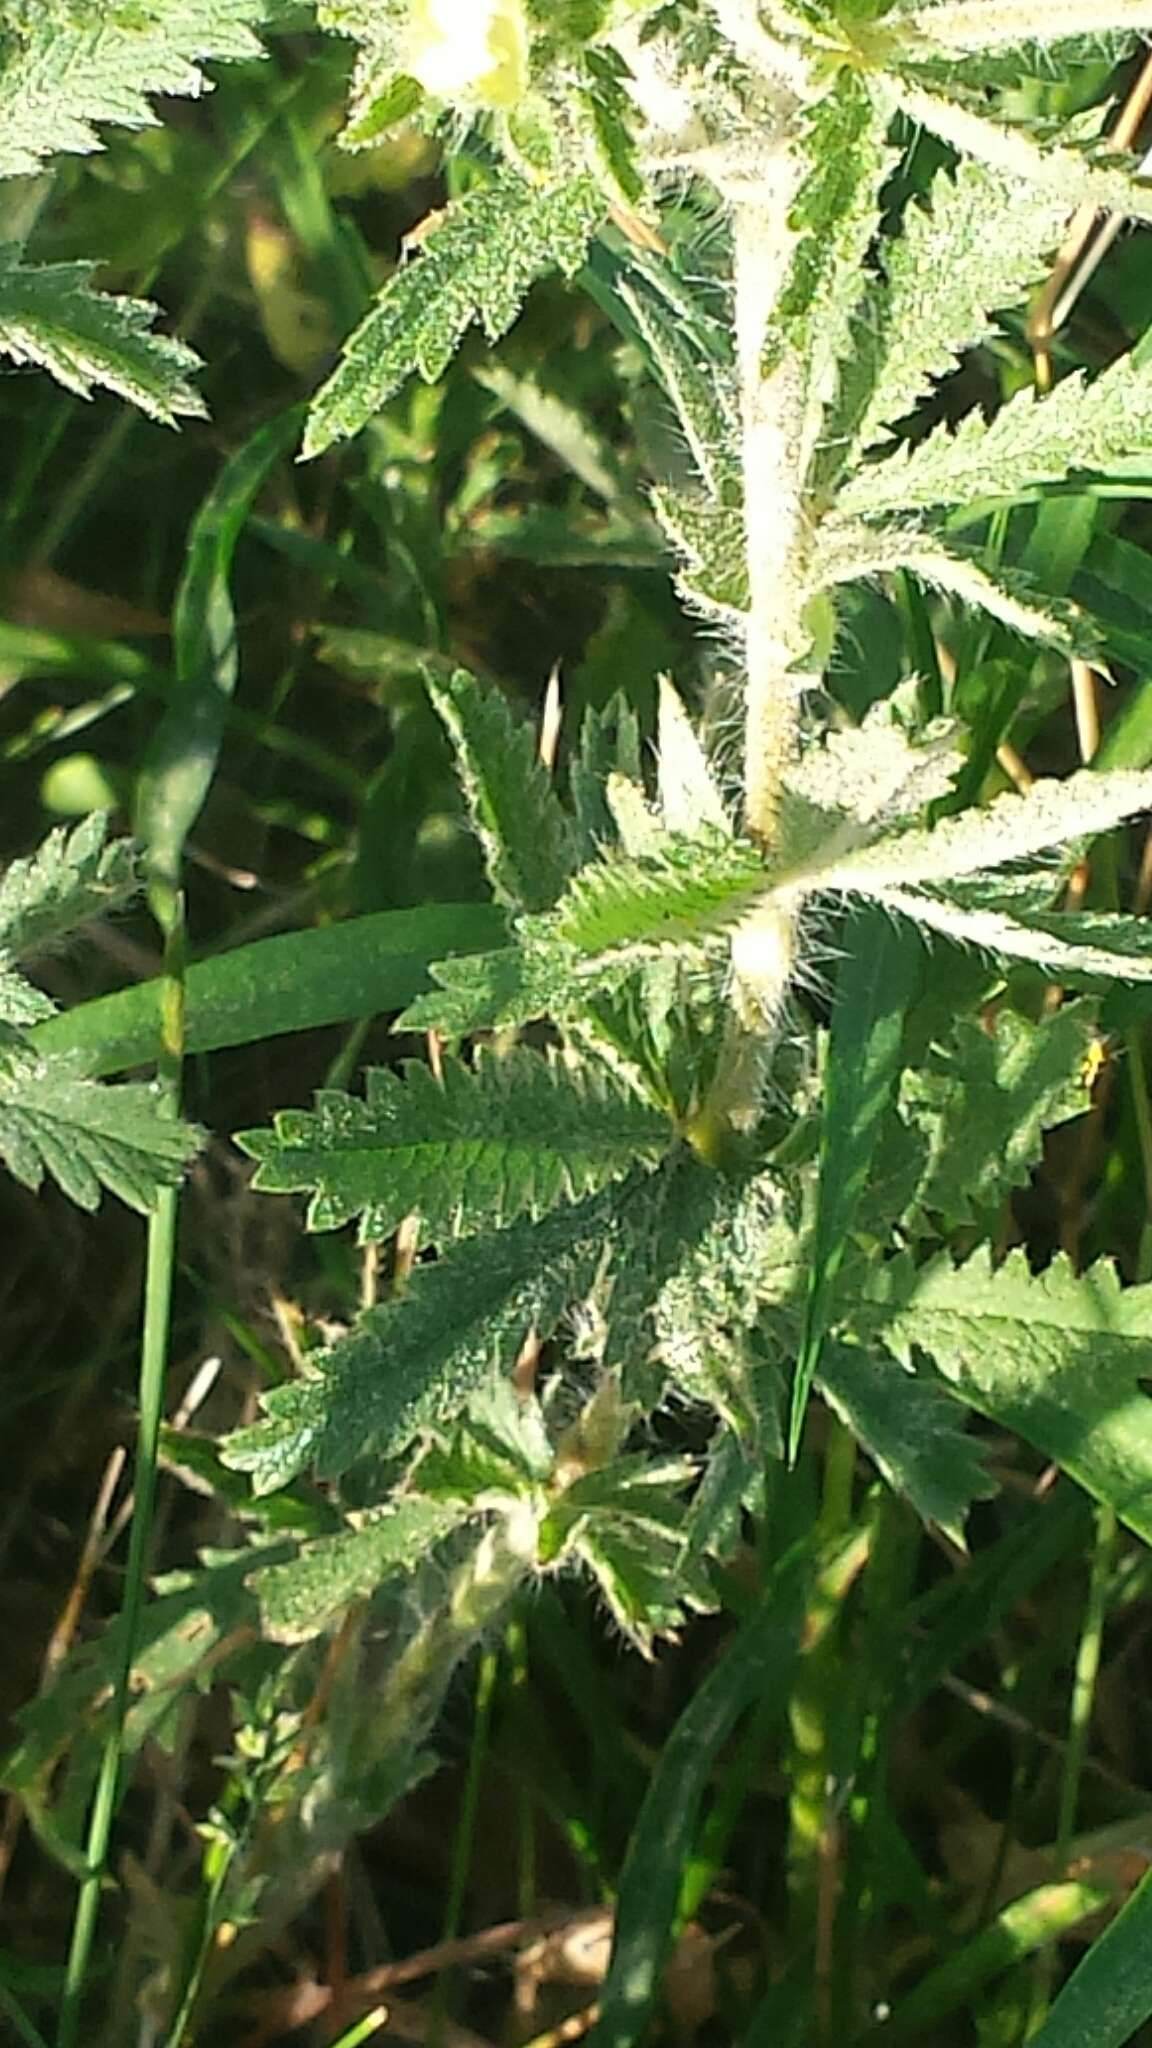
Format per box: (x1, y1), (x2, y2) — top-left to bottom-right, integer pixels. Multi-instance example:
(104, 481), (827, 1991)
(6, 24), (1152, 2047)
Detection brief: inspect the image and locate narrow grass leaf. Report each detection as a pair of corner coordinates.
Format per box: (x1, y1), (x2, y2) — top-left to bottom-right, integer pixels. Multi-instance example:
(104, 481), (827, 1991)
(1028, 1862), (1152, 2048)
(136, 408), (302, 903)
(789, 907), (922, 1461)
(586, 1556), (808, 2048)
(29, 903), (508, 1076)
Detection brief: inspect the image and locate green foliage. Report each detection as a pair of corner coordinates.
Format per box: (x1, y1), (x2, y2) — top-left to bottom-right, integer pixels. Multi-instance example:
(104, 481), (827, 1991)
(251, 1497), (474, 1642)
(817, 1341), (994, 1547)
(19, 3), (1152, 2038)
(303, 173), (605, 456)
(0, 813), (137, 960)
(840, 353), (1152, 516)
(0, 248), (206, 421)
(238, 1046), (674, 1243)
(0, 1042), (199, 1211)
(860, 1248), (1152, 1543)
(222, 1179), (627, 1485)
(0, 0), (281, 177)
(426, 667), (576, 911)
(548, 833), (768, 961)
(0, 813), (201, 1210)
(845, 159), (1069, 461)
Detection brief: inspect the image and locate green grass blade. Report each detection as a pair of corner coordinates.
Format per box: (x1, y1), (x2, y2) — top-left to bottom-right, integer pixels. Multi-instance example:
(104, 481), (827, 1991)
(788, 907), (922, 1461)
(27, 903), (507, 1075)
(136, 407), (302, 907)
(585, 1551), (808, 2048)
(1027, 1864), (1152, 2048)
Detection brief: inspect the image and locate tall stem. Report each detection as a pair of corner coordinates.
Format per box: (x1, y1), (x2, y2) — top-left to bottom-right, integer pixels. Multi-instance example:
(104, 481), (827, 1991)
(57, 905), (185, 2048)
(732, 174), (809, 849)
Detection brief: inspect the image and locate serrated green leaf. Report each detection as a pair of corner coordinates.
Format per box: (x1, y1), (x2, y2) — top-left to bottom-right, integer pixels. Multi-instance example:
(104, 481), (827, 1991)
(604, 1150), (734, 1402)
(892, 0), (1152, 53)
(0, 0), (280, 179)
(426, 668), (575, 911)
(414, 1382), (555, 1500)
(888, 84), (1152, 229)
(902, 1003), (1095, 1223)
(0, 960), (54, 1028)
(0, 1046), (201, 1212)
(238, 1047), (673, 1244)
(222, 1181), (629, 1486)
(878, 883), (1152, 983)
(771, 74), (896, 472)
(250, 1497), (473, 1644)
(845, 159), (1068, 460)
(395, 943), (576, 1035)
(551, 836), (768, 964)
(0, 812), (137, 959)
(616, 274), (739, 505)
(806, 768), (1152, 895)
(303, 174), (604, 457)
(649, 489), (748, 624)
(568, 694), (644, 860)
(812, 521), (1101, 657)
(817, 1341), (993, 1545)
(857, 1248), (1152, 1541)
(842, 354), (1152, 518)
(0, 247), (206, 421)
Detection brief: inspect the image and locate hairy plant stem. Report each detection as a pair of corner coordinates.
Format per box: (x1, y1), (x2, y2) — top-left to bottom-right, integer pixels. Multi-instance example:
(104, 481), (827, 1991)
(704, 154), (809, 1129)
(733, 182), (809, 850)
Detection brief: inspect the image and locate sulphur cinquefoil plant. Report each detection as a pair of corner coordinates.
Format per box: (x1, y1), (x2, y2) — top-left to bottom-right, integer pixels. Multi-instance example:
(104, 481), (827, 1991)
(12, 0), (1152, 2042)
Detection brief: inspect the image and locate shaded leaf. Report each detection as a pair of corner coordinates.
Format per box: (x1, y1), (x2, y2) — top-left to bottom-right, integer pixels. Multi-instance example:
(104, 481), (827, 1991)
(0, 1046), (200, 1212)
(426, 668), (576, 911)
(0, 247), (205, 421)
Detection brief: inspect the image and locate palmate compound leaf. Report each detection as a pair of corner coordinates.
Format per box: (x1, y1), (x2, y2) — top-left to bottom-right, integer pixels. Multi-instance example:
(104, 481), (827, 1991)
(302, 173), (605, 457)
(854, 1246), (1152, 1544)
(0, 1044), (201, 1211)
(0, 811), (137, 959)
(236, 1046), (675, 1245)
(0, 0), (281, 179)
(839, 351), (1152, 520)
(425, 668), (576, 912)
(0, 248), (206, 422)
(843, 158), (1070, 463)
(221, 1177), (632, 1490)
